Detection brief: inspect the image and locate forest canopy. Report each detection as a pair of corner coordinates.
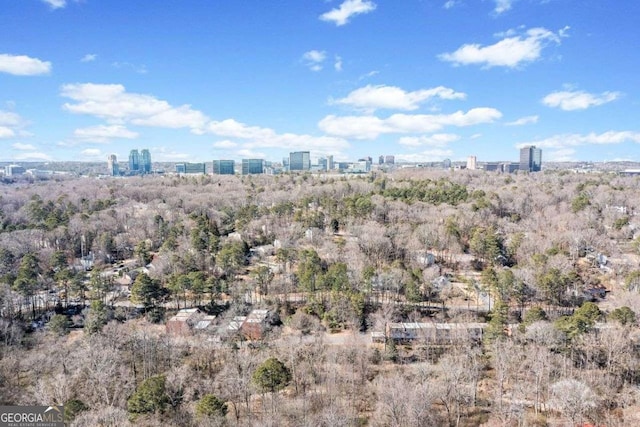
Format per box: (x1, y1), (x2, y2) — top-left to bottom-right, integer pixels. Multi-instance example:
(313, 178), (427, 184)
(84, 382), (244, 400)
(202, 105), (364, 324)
(1, 168), (640, 426)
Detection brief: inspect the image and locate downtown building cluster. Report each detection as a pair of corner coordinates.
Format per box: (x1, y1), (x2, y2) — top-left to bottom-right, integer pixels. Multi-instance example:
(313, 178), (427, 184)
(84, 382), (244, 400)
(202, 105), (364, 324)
(107, 149), (152, 176)
(464, 146), (542, 173)
(105, 147), (542, 177)
(210, 152), (383, 176)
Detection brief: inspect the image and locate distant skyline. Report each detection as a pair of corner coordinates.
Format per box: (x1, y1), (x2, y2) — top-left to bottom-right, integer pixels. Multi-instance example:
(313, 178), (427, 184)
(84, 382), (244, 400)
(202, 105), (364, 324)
(1, 1), (639, 163)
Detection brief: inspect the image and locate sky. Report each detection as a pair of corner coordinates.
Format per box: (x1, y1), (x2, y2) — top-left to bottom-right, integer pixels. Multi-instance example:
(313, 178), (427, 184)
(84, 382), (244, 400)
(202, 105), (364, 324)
(1, 0), (640, 164)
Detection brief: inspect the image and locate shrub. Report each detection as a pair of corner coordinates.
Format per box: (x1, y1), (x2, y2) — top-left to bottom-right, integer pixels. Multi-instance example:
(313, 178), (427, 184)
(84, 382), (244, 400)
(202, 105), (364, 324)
(127, 375), (169, 417)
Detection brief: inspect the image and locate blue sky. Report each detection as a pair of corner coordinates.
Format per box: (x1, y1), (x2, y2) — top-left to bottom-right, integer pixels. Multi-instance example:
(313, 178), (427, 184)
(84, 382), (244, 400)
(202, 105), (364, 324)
(1, 0), (639, 164)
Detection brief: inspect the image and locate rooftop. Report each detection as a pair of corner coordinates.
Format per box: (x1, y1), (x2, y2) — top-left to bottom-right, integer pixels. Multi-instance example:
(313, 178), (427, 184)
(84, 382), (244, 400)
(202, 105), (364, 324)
(245, 309), (270, 324)
(388, 322), (487, 330)
(168, 308), (200, 322)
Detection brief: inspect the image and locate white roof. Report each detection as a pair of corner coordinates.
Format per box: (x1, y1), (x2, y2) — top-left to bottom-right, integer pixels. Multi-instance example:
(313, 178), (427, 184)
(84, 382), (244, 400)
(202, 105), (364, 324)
(194, 316), (216, 330)
(388, 322), (487, 330)
(168, 308), (200, 322)
(245, 309), (269, 324)
(228, 316), (247, 331)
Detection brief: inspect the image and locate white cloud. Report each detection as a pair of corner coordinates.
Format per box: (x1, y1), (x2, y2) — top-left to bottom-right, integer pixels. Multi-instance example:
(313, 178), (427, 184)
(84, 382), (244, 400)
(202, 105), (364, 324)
(12, 142), (36, 150)
(81, 148), (103, 158)
(73, 125), (139, 143)
(151, 148), (191, 161)
(236, 149), (267, 159)
(208, 119), (275, 140)
(332, 85), (466, 112)
(319, 108), (502, 139)
(0, 127), (14, 138)
(443, 1), (459, 9)
(242, 134), (349, 152)
(505, 115), (538, 126)
(334, 56), (343, 72)
(213, 140), (238, 149)
(396, 149), (455, 162)
(132, 106), (208, 129)
(358, 70), (379, 81)
(61, 83), (209, 130)
(398, 133), (460, 147)
(60, 83), (346, 155)
(542, 90), (620, 111)
(303, 50), (325, 62)
(207, 118), (349, 154)
(319, 115), (388, 140)
(13, 151), (52, 161)
(0, 110), (28, 138)
(112, 61), (148, 74)
(444, 0), (515, 14)
(0, 54), (51, 76)
(42, 0), (66, 9)
(302, 50), (326, 72)
(81, 54), (97, 63)
(517, 131), (640, 149)
(546, 148), (576, 162)
(0, 111), (23, 127)
(320, 0), (376, 26)
(494, 0), (514, 14)
(439, 27), (568, 68)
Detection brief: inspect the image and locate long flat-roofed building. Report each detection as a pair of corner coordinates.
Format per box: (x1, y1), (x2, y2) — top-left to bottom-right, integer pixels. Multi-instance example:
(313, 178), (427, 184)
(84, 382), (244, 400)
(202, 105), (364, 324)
(384, 322), (487, 344)
(289, 151), (310, 171)
(176, 162), (207, 174)
(242, 159), (264, 175)
(213, 160), (235, 175)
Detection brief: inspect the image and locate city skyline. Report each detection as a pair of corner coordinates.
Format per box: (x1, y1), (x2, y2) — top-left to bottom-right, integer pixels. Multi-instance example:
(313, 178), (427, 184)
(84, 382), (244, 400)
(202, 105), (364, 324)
(112, 146), (534, 168)
(1, 1), (639, 163)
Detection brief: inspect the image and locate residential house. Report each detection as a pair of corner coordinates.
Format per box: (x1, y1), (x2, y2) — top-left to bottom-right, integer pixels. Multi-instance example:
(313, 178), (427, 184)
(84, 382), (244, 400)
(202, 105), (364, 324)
(384, 322), (487, 344)
(241, 309), (271, 340)
(166, 308), (216, 335)
(225, 309), (275, 340)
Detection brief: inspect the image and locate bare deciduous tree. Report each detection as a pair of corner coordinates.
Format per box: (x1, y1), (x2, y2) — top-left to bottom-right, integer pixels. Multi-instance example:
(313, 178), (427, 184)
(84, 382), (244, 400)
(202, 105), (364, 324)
(550, 378), (598, 426)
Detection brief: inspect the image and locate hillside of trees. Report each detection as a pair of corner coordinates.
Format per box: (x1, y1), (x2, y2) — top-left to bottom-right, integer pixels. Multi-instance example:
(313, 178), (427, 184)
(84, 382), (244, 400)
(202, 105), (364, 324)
(2, 169), (640, 426)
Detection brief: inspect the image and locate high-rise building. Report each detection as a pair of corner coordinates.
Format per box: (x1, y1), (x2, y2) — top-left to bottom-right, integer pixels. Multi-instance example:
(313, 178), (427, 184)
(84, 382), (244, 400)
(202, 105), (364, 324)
(519, 147), (531, 171)
(519, 146), (542, 172)
(384, 155), (395, 165)
(532, 147), (542, 171)
(379, 155), (385, 165)
(484, 162), (500, 172)
(466, 156), (477, 170)
(242, 159), (264, 175)
(289, 151), (311, 171)
(212, 160), (235, 175)
(443, 158), (452, 169)
(350, 160), (371, 173)
(503, 162), (519, 173)
(129, 149), (140, 172)
(107, 154), (119, 176)
(336, 162), (350, 172)
(5, 164), (25, 177)
(141, 149), (152, 173)
(327, 155), (334, 171)
(176, 162), (206, 174)
(317, 158), (327, 171)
